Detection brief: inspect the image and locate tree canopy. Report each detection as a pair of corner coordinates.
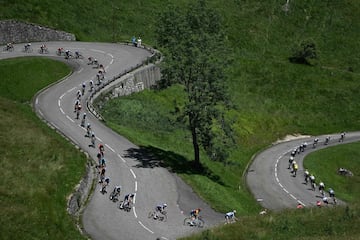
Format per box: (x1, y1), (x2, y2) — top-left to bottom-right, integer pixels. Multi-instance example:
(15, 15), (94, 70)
(156, 0), (232, 167)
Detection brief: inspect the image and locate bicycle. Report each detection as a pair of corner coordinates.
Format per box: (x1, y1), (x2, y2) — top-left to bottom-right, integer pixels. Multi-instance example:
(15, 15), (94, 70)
(148, 210), (167, 222)
(23, 45), (33, 53)
(225, 216), (238, 224)
(183, 216), (205, 228)
(3, 45), (14, 52)
(119, 200), (132, 212)
(311, 182), (316, 191)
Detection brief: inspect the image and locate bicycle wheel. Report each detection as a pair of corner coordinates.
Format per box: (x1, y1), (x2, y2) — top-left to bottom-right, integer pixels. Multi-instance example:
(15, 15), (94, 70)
(160, 213), (167, 222)
(183, 217), (192, 226)
(196, 218), (205, 228)
(118, 201), (124, 209)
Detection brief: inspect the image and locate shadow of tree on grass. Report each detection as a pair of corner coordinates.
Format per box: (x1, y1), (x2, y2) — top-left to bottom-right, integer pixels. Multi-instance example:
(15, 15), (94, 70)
(124, 145), (225, 186)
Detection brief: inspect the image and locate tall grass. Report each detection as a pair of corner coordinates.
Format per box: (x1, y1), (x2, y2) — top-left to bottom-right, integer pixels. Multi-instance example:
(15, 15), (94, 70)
(0, 58), (86, 240)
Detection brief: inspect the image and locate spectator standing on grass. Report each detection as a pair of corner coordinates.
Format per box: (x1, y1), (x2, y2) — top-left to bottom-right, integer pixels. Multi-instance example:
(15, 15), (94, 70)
(137, 37), (142, 47)
(132, 36), (137, 47)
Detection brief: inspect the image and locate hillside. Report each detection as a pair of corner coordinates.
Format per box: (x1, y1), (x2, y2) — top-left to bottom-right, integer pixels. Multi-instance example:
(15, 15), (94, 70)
(1, 0), (360, 239)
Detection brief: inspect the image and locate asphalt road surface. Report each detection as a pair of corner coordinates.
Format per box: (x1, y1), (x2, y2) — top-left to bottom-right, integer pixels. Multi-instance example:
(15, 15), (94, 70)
(1, 42), (223, 240)
(247, 132), (360, 211)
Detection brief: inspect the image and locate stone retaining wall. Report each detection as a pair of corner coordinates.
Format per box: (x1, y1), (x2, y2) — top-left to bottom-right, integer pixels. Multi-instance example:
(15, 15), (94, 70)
(0, 19), (75, 44)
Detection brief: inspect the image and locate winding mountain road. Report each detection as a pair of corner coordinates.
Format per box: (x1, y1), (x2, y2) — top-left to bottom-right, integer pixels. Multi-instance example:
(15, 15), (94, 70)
(247, 132), (360, 211)
(1, 42), (223, 240)
(2, 41), (359, 240)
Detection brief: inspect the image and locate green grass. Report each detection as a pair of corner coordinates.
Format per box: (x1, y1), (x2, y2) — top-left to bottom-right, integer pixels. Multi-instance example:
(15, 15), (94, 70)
(0, 58), (86, 240)
(304, 142), (360, 203)
(180, 206), (360, 240)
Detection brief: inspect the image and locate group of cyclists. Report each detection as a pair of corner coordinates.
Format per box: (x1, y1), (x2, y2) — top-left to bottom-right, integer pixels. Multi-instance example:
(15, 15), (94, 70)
(288, 133), (346, 208)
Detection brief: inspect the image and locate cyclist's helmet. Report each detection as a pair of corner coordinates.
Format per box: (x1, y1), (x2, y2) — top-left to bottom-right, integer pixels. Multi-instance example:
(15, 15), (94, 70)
(163, 203), (167, 207)
(233, 210), (236, 213)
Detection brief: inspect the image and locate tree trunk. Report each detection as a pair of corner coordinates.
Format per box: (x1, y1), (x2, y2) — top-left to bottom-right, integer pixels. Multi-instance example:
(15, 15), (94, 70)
(191, 123), (201, 168)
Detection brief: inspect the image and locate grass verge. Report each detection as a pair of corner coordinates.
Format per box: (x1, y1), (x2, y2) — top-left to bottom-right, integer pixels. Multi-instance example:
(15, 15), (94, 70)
(0, 58), (86, 240)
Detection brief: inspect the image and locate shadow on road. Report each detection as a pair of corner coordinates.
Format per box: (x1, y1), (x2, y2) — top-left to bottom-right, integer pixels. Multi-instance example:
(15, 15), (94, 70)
(124, 145), (226, 186)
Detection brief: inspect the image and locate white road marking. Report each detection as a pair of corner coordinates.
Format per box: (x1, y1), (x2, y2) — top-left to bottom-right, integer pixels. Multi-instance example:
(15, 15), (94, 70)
(35, 98), (38, 105)
(66, 115), (75, 123)
(135, 181), (137, 192)
(105, 144), (115, 152)
(117, 154), (126, 163)
(138, 221), (154, 234)
(289, 194), (296, 200)
(77, 67), (83, 73)
(38, 110), (44, 117)
(59, 93), (65, 99)
(58, 99), (61, 107)
(67, 87), (76, 93)
(110, 59), (114, 64)
(96, 136), (103, 142)
(60, 107), (65, 114)
(133, 193), (136, 204)
(130, 169), (136, 179)
(274, 151), (307, 206)
(161, 237), (169, 240)
(133, 207), (138, 218)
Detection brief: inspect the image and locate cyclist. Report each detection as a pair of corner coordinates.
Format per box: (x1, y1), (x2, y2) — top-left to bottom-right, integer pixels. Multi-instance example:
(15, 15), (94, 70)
(110, 185), (121, 201)
(292, 162), (298, 177)
(96, 152), (102, 166)
(75, 51), (82, 59)
(290, 149), (296, 158)
(90, 132), (96, 148)
(24, 42), (31, 52)
(325, 136), (330, 145)
(74, 99), (79, 112)
(82, 82), (86, 95)
(318, 181), (325, 196)
(86, 123), (91, 137)
(322, 196), (329, 205)
(89, 80), (94, 92)
(304, 169), (310, 184)
(57, 47), (64, 55)
(309, 174), (316, 190)
(259, 209), (267, 215)
(328, 188), (335, 198)
(81, 113), (86, 127)
(339, 132), (345, 142)
(76, 89), (82, 100)
(313, 138), (319, 148)
(189, 208), (201, 226)
(153, 203), (167, 219)
(100, 177), (110, 194)
(6, 42), (14, 51)
(65, 49), (71, 59)
(225, 210), (237, 224)
(99, 144), (105, 156)
(120, 193), (135, 209)
(99, 167), (106, 183)
(75, 104), (81, 119)
(288, 156), (294, 169)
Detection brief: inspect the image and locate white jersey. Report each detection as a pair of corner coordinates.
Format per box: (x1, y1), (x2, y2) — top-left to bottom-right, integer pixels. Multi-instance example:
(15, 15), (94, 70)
(225, 211), (235, 218)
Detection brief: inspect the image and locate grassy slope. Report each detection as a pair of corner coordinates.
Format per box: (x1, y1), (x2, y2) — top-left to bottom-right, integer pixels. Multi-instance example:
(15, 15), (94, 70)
(304, 142), (360, 203)
(0, 58), (86, 240)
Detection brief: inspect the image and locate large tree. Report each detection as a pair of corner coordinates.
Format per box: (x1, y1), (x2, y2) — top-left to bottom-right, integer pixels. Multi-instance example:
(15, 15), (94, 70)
(156, 0), (232, 167)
